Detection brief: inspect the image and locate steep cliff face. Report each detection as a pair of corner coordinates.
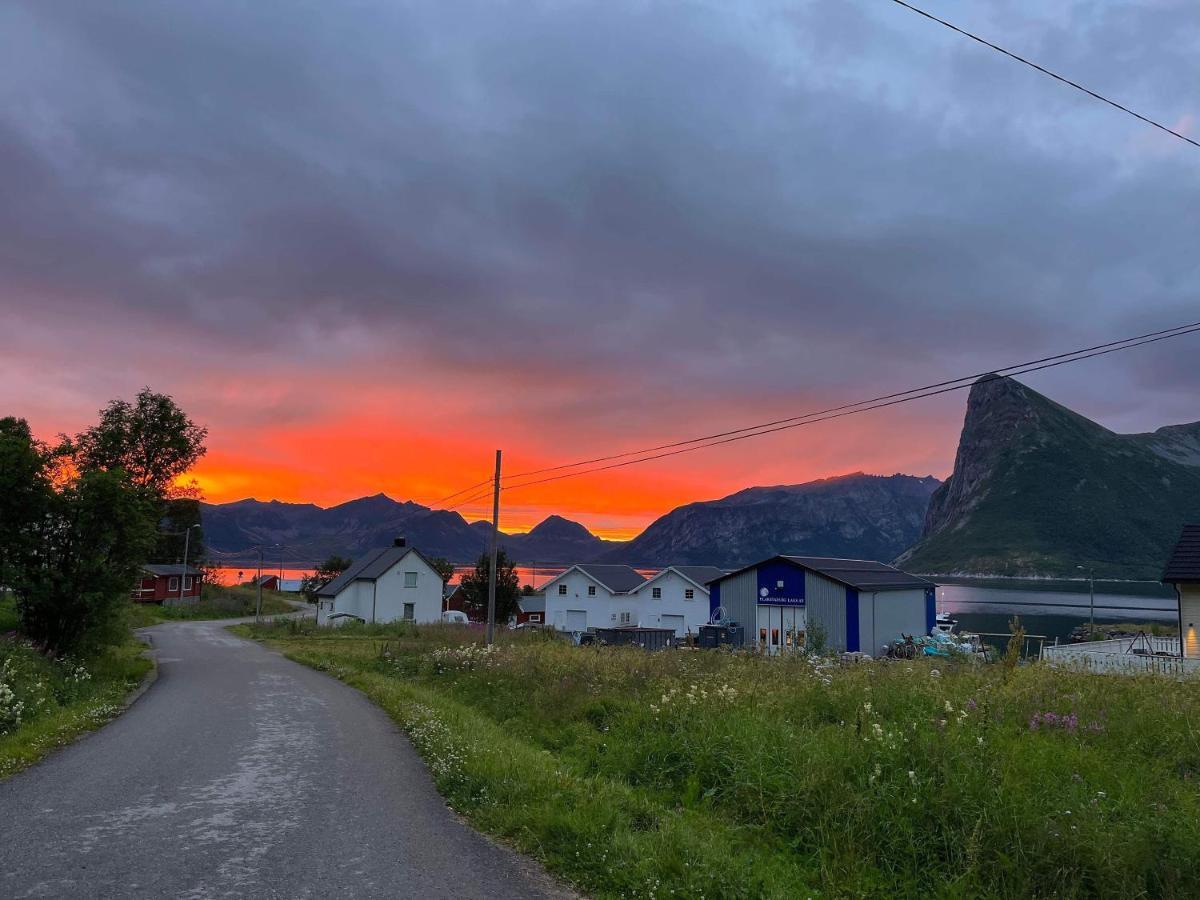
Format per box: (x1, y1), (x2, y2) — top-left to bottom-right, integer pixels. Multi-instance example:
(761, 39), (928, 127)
(601, 473), (940, 568)
(900, 375), (1200, 578)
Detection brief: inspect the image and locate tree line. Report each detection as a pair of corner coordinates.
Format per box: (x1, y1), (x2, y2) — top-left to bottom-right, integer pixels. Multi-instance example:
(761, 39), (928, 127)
(0, 389), (206, 655)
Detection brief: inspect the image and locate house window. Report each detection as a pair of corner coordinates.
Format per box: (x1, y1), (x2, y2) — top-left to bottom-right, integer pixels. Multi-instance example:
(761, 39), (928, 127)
(168, 577), (179, 592)
(684, 589), (694, 600)
(404, 572), (418, 588)
(530, 614), (541, 622)
(558, 584), (567, 595)
(587, 585), (596, 596)
(403, 602), (415, 620)
(652, 587), (662, 599)
(184, 576), (194, 591)
(619, 611), (631, 624)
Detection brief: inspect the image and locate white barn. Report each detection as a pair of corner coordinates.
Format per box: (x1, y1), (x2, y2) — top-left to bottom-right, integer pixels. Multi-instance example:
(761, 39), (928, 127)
(628, 566), (724, 637)
(541, 564), (647, 632)
(315, 540), (444, 626)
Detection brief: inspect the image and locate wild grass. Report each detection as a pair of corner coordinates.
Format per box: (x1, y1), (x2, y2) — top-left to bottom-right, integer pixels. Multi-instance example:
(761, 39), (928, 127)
(0, 600), (152, 780)
(128, 583), (294, 626)
(242, 620), (1200, 898)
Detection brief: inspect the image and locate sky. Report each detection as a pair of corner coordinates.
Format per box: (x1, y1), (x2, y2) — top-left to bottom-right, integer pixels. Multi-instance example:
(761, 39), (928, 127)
(2, 1), (1198, 540)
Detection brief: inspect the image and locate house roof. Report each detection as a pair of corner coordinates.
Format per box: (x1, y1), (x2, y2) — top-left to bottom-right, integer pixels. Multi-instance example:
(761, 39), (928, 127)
(316, 545), (440, 598)
(709, 555), (932, 592)
(143, 564), (203, 577)
(1163, 525), (1200, 583)
(575, 564), (646, 593)
(635, 565), (724, 594)
(519, 594), (545, 613)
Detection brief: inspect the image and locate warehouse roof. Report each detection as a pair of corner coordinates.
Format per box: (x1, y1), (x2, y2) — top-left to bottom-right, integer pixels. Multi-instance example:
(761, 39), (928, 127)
(708, 555), (932, 592)
(316, 545), (439, 598)
(1163, 525), (1200, 583)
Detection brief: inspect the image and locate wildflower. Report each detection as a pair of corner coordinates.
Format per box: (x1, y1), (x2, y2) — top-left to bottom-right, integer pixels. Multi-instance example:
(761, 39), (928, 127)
(944, 700), (953, 713)
(929, 668), (941, 678)
(977, 736), (984, 745)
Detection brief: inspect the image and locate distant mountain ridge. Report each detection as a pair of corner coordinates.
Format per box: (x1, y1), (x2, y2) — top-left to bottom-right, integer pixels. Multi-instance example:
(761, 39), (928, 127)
(200, 494), (620, 564)
(899, 375), (1200, 579)
(597, 473), (940, 568)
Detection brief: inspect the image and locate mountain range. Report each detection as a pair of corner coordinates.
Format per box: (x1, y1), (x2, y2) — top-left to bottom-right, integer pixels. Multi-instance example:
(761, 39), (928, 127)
(899, 375), (1200, 579)
(202, 375), (1199, 578)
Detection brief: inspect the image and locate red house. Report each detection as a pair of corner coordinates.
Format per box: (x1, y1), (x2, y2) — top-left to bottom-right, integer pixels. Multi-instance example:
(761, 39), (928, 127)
(132, 565), (204, 604)
(515, 594), (545, 626)
(254, 574), (281, 591)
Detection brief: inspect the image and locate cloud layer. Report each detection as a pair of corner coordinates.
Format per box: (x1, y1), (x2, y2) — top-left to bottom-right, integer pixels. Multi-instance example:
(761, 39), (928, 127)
(2, 1), (1198, 535)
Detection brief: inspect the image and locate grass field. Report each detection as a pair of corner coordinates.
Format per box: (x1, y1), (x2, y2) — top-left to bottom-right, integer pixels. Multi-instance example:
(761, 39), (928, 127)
(239, 619), (1200, 899)
(127, 583), (296, 626)
(0, 594), (153, 780)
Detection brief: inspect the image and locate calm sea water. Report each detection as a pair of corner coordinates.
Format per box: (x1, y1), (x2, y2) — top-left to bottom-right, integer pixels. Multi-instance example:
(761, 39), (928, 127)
(935, 583), (1177, 648)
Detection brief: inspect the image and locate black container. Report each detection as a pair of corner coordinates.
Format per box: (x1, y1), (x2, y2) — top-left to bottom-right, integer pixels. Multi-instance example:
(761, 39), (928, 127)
(593, 626), (677, 652)
(698, 623), (744, 649)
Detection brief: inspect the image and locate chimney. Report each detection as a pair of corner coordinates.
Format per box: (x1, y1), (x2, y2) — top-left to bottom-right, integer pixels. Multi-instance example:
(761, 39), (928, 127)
(394, 536), (407, 548)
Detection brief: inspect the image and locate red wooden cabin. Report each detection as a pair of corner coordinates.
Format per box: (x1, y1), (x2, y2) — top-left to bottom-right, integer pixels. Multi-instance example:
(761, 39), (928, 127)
(132, 565), (203, 604)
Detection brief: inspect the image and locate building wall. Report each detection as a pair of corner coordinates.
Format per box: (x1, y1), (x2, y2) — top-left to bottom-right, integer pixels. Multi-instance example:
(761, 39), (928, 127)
(544, 570), (618, 631)
(629, 570), (710, 636)
(716, 568), (758, 639)
(134, 573), (202, 604)
(856, 588), (929, 655)
(371, 554), (444, 624)
(805, 571), (849, 651)
(1181, 585), (1200, 658)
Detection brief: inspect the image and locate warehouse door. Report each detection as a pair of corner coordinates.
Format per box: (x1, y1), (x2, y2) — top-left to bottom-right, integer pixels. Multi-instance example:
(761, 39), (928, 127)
(661, 614), (685, 636)
(565, 609), (587, 632)
(757, 606), (806, 655)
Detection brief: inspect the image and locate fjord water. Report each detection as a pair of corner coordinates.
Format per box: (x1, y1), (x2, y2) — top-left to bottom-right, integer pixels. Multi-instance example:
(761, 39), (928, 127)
(936, 581), (1177, 646)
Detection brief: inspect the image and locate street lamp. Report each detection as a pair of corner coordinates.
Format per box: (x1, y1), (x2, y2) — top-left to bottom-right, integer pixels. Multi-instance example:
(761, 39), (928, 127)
(181, 524), (202, 605)
(1077, 565), (1095, 636)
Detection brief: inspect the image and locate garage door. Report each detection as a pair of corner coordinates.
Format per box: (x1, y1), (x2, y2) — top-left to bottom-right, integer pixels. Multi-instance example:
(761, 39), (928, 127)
(661, 615), (686, 636)
(566, 609), (587, 631)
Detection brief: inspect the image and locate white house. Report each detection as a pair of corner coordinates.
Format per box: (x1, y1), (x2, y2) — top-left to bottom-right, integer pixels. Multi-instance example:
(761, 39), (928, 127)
(628, 566), (724, 637)
(315, 539), (444, 626)
(541, 564), (647, 632)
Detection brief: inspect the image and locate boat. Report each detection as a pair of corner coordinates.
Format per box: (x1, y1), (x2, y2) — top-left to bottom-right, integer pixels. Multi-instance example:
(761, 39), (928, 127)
(933, 611), (958, 634)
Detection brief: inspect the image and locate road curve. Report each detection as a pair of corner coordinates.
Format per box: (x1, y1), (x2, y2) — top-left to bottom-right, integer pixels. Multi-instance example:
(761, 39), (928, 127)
(0, 619), (571, 899)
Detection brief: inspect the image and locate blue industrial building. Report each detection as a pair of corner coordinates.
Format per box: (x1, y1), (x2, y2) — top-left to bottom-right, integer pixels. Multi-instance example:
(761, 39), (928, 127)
(707, 556), (935, 655)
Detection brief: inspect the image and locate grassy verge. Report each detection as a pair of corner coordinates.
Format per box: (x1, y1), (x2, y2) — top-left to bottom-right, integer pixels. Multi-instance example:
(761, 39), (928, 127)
(128, 583), (295, 626)
(237, 619), (1200, 898)
(1, 596), (152, 780)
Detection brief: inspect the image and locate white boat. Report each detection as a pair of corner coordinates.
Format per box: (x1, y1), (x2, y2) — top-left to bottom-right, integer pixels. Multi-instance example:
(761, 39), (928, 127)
(933, 611), (958, 634)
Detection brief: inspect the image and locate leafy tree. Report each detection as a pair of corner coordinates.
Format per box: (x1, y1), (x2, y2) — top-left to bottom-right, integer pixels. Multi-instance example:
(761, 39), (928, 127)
(73, 388), (207, 500)
(428, 556), (456, 583)
(459, 549), (520, 623)
(0, 418), (51, 595)
(13, 469), (156, 655)
(300, 554), (352, 604)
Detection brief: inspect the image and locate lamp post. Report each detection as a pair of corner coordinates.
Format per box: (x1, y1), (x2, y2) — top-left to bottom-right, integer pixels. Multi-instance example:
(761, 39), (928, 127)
(1077, 565), (1095, 636)
(180, 524), (202, 604)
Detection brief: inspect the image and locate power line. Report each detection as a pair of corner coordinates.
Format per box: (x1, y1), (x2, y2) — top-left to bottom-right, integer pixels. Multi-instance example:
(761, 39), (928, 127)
(486, 322), (1200, 495)
(889, 0), (1200, 149)
(498, 320), (1200, 483)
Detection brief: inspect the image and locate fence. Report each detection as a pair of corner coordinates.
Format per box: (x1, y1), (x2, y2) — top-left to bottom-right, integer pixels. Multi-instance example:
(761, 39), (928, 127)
(1041, 635), (1200, 677)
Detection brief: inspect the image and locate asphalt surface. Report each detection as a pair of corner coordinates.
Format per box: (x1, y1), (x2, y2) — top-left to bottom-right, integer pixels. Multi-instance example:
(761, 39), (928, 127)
(0, 619), (571, 899)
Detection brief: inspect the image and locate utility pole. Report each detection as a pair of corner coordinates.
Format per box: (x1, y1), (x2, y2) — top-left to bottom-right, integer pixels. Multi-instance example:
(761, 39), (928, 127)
(180, 524), (200, 605)
(1077, 565), (1095, 635)
(256, 545), (264, 623)
(486, 449), (502, 645)
(279, 545), (284, 583)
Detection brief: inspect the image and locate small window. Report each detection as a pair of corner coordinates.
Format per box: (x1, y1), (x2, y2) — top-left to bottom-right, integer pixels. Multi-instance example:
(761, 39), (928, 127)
(404, 571), (418, 588)
(168, 577), (180, 592)
(776, 580), (785, 589)
(530, 614), (541, 622)
(558, 584), (567, 595)
(587, 585), (596, 596)
(183, 576), (193, 591)
(684, 589), (694, 600)
(403, 602), (415, 620)
(619, 611), (631, 624)
(652, 587), (662, 599)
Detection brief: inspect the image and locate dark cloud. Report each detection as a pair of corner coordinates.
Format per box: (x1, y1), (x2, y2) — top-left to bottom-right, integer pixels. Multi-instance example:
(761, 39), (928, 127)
(2, 0), (1198, 433)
